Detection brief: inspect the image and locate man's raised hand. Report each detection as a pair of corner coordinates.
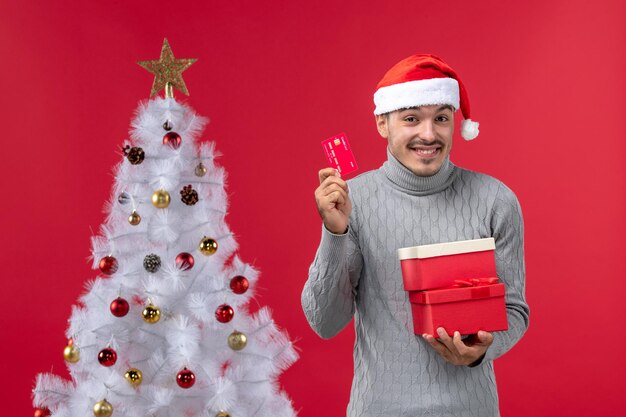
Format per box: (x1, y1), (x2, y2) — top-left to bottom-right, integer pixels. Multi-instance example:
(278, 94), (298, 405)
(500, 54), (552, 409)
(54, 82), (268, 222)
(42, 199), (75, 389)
(315, 168), (352, 234)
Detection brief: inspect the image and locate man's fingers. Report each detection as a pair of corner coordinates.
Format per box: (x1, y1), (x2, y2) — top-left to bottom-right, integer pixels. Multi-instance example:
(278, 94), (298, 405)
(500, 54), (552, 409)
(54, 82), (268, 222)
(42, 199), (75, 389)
(436, 328), (455, 351)
(424, 329), (492, 366)
(320, 176), (349, 194)
(317, 187), (348, 210)
(452, 331), (468, 355)
(476, 330), (494, 346)
(319, 168), (340, 184)
(329, 190), (346, 206)
(321, 183), (349, 199)
(423, 334), (450, 357)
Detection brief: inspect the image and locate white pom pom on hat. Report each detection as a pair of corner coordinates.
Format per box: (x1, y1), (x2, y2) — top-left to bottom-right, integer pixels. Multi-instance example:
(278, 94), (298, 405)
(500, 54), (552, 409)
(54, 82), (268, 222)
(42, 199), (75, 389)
(461, 119), (479, 141)
(373, 54), (480, 141)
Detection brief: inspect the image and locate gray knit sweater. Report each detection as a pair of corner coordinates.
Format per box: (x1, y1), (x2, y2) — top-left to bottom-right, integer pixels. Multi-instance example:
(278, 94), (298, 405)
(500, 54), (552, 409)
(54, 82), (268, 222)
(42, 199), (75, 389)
(302, 148), (529, 417)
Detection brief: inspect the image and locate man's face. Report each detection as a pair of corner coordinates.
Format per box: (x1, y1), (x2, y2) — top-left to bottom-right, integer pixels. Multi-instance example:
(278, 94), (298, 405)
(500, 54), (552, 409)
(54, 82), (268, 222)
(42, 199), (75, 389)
(376, 104), (455, 177)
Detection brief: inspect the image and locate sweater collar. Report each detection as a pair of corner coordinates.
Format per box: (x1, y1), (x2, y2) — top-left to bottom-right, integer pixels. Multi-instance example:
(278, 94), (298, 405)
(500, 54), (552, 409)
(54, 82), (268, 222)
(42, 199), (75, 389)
(382, 147), (457, 195)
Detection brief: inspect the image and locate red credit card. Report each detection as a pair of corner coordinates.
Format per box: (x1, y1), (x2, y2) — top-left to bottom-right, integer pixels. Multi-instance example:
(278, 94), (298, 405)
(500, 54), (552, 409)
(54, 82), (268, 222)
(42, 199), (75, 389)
(321, 133), (358, 176)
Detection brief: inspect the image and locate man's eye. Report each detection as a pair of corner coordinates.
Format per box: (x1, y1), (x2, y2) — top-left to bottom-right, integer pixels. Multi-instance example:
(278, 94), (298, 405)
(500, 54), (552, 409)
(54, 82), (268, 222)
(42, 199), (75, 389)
(436, 116), (449, 122)
(404, 116), (417, 122)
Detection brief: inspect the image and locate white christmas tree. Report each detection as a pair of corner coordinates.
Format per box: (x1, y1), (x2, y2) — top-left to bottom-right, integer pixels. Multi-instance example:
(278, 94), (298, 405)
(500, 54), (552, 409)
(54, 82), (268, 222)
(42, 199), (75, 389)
(33, 39), (298, 417)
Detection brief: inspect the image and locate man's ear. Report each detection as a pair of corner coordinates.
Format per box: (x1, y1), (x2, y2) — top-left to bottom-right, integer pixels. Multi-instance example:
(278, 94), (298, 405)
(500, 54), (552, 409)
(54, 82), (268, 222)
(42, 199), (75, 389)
(376, 114), (389, 139)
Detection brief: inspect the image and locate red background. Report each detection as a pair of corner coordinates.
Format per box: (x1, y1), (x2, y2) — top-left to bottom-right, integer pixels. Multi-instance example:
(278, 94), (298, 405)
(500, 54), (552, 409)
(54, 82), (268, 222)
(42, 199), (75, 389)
(1, 1), (624, 416)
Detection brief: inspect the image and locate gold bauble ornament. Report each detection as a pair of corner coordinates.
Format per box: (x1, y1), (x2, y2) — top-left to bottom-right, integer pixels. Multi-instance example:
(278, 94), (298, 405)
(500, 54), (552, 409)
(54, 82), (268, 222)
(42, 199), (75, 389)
(195, 162), (207, 177)
(93, 399), (113, 417)
(124, 368), (143, 387)
(151, 190), (171, 208)
(142, 304), (161, 324)
(228, 331), (247, 351)
(128, 210), (141, 225)
(199, 236), (218, 256)
(63, 343), (80, 363)
(216, 412), (232, 417)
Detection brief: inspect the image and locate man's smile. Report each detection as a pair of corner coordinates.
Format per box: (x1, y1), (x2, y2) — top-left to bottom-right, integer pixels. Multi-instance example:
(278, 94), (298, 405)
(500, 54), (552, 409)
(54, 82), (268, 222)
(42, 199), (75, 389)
(409, 145), (442, 159)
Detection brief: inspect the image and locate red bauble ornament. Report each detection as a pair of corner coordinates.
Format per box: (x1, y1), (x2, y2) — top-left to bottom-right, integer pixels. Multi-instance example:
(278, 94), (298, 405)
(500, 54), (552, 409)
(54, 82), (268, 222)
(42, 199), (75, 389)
(230, 276), (249, 294)
(34, 407), (51, 417)
(163, 132), (182, 149)
(176, 368), (195, 389)
(98, 348), (117, 367)
(175, 252), (194, 270)
(215, 304), (234, 323)
(110, 297), (130, 317)
(99, 256), (118, 275)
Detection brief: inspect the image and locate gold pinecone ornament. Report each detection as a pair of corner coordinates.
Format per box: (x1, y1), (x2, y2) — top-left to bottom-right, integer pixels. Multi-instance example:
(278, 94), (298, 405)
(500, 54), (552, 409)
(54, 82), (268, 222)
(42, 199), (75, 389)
(123, 145), (145, 165)
(180, 184), (199, 205)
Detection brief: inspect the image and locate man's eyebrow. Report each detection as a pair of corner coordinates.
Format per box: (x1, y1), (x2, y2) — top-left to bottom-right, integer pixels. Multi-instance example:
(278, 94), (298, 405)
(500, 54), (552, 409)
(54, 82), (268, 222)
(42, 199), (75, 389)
(437, 105), (455, 112)
(400, 105), (455, 113)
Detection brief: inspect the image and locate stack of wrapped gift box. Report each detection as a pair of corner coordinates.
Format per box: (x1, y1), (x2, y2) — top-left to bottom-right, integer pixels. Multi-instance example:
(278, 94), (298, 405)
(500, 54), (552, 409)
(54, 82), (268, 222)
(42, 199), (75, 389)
(398, 238), (508, 338)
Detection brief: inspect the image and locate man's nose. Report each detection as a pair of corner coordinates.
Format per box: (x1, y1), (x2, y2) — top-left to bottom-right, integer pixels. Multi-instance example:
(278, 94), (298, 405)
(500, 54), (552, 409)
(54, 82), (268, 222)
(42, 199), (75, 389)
(417, 120), (436, 142)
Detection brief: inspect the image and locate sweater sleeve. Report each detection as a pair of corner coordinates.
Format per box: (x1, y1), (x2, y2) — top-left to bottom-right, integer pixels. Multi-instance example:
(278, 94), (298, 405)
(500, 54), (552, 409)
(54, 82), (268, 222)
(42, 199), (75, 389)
(301, 222), (364, 339)
(483, 182), (530, 362)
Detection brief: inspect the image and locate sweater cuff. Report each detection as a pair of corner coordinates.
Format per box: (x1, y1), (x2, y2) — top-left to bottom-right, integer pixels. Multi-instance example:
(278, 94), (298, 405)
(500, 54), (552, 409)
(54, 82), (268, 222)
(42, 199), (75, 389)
(316, 224), (350, 266)
(467, 353), (486, 367)
(482, 332), (502, 363)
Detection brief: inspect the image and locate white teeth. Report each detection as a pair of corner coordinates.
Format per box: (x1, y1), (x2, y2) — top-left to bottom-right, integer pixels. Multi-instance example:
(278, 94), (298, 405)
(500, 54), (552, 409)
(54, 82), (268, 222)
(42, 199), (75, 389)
(415, 149), (437, 154)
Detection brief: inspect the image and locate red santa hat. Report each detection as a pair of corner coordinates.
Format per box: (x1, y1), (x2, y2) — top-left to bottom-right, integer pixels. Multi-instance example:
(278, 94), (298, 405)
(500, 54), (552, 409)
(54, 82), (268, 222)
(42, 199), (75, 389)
(373, 54), (479, 140)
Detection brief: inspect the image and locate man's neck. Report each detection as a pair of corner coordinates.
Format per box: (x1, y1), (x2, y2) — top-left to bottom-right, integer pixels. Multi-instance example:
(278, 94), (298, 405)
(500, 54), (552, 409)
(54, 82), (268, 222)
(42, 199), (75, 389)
(382, 147), (457, 196)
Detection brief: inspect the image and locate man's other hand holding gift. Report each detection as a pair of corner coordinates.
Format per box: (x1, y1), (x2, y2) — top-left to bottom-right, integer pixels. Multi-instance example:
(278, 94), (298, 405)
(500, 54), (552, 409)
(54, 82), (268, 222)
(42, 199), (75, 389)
(423, 328), (494, 367)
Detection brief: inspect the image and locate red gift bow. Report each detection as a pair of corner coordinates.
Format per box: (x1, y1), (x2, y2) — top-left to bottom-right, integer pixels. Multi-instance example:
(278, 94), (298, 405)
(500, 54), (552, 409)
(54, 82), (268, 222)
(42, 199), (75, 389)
(452, 277), (499, 288)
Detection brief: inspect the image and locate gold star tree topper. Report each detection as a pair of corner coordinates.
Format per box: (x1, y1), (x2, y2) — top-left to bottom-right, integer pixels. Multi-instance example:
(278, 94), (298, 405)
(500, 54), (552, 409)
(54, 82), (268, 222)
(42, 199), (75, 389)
(137, 39), (197, 98)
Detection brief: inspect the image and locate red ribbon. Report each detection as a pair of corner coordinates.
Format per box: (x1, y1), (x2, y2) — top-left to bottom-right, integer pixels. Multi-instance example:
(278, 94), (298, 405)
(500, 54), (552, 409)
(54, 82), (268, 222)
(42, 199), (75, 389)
(451, 277), (499, 288)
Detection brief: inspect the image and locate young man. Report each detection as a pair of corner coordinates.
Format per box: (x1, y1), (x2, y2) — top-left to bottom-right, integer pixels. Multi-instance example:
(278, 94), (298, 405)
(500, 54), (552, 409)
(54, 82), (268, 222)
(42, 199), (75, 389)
(302, 54), (529, 416)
